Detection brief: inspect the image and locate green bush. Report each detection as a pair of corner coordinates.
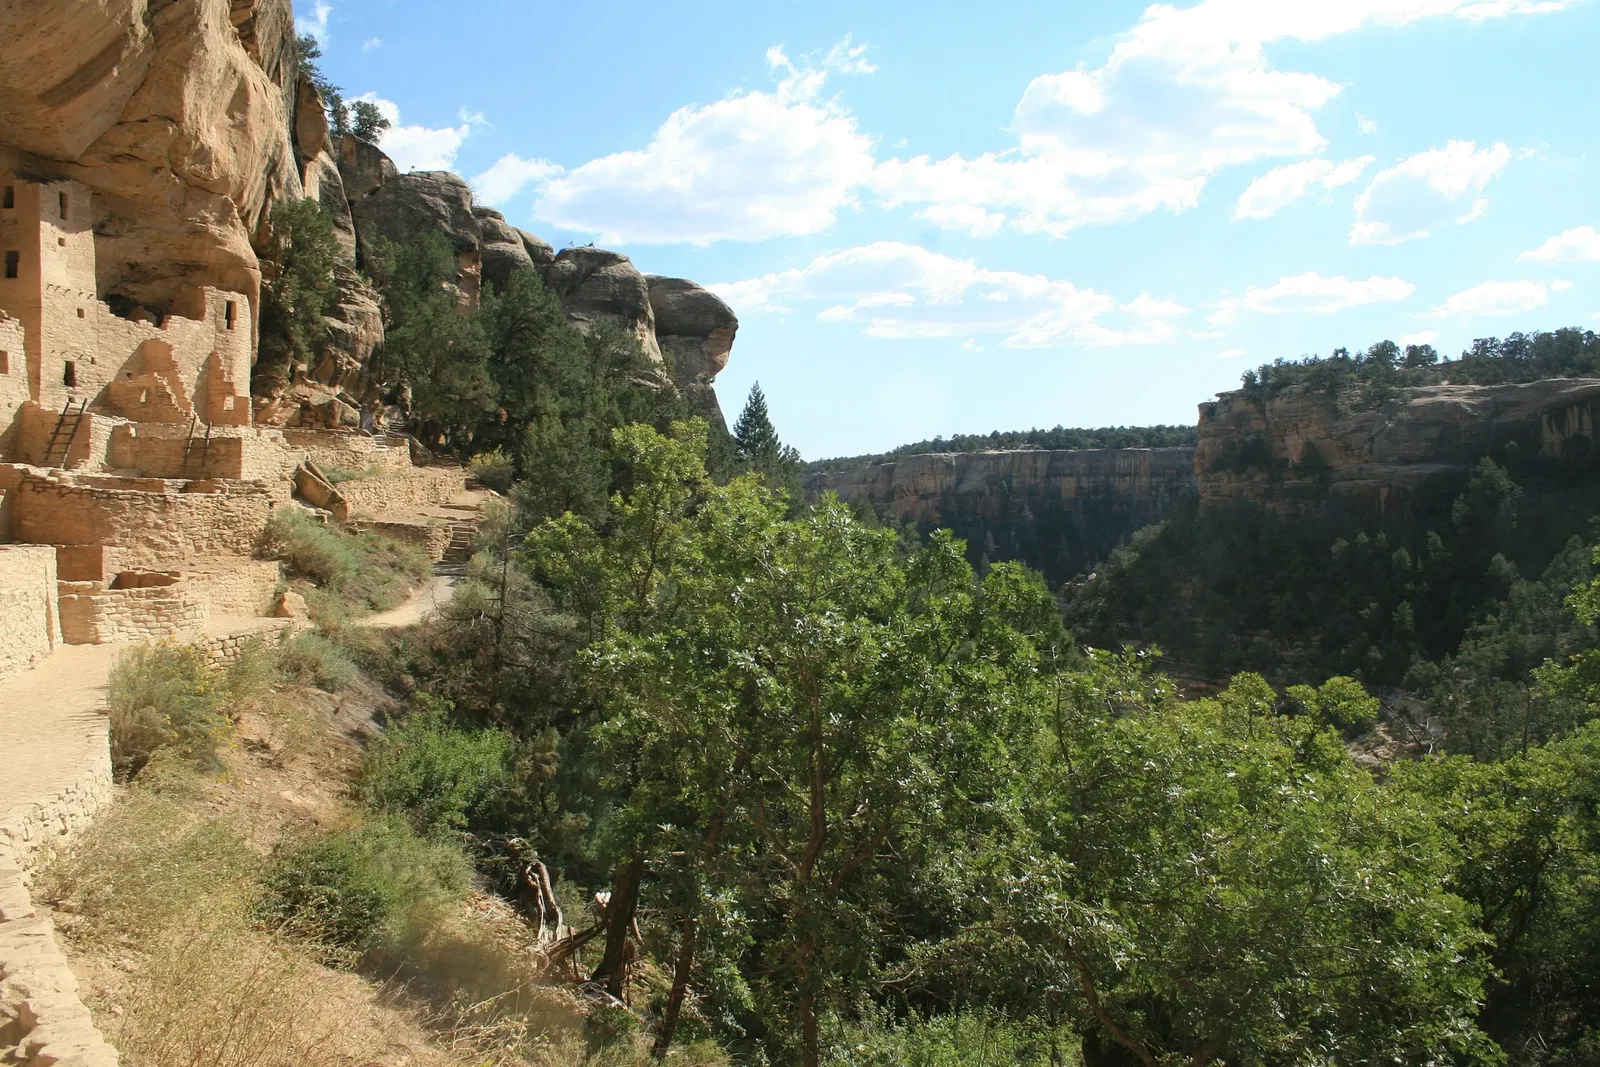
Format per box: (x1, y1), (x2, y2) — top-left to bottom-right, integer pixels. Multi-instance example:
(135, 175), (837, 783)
(323, 463), (381, 484)
(275, 630), (361, 691)
(1286, 675), (1381, 735)
(360, 701), (522, 837)
(260, 507), (432, 619)
(258, 816), (470, 955)
(469, 447), (515, 494)
(108, 643), (230, 779)
(824, 1009), (1077, 1067)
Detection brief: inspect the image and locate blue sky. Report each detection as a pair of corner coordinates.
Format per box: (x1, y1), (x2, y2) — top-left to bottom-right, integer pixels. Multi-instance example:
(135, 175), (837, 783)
(299, 0), (1600, 459)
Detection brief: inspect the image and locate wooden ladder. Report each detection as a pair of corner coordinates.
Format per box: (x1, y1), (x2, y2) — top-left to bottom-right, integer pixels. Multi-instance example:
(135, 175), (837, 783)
(180, 414), (213, 476)
(41, 399), (88, 468)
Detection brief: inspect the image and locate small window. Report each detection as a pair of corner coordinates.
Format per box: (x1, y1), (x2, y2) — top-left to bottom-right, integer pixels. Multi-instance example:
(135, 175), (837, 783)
(58, 192), (68, 219)
(1, 186), (13, 208)
(57, 238), (65, 247)
(3, 251), (17, 279)
(0, 351), (8, 374)
(224, 300), (237, 330)
(223, 396), (235, 410)
(76, 308), (85, 319)
(63, 361), (77, 388)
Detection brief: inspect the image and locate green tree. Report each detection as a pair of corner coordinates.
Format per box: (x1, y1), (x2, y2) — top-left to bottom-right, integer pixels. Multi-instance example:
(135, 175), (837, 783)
(349, 99), (390, 142)
(732, 382), (802, 495)
(946, 655), (1495, 1067)
(297, 33), (347, 138)
(256, 197), (339, 392)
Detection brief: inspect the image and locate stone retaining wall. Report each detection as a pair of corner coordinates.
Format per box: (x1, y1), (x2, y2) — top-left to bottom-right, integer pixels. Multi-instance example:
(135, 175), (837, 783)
(0, 545), (58, 682)
(336, 465), (465, 518)
(349, 517), (452, 561)
(0, 725), (118, 1066)
(57, 581), (209, 645)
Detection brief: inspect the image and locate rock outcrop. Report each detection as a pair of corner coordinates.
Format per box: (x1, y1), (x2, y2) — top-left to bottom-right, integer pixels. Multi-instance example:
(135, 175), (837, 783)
(649, 276), (738, 430)
(808, 448), (1197, 584)
(0, 0), (303, 312)
(1195, 378), (1600, 525)
(0, 0), (736, 427)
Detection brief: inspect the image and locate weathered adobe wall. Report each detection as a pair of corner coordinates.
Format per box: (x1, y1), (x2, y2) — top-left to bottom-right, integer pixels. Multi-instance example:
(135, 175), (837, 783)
(1195, 377), (1600, 524)
(0, 545), (58, 681)
(57, 577), (209, 646)
(14, 473), (273, 567)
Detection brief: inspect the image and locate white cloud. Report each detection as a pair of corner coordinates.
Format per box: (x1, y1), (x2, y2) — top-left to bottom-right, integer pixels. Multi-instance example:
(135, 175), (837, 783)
(1519, 225), (1600, 263)
(1552, 279), (1574, 292)
(1217, 347), (1248, 360)
(1401, 330), (1439, 347)
(1210, 271), (1414, 324)
(532, 40), (877, 244)
(457, 107), (491, 128)
(362, 36), (382, 52)
(1350, 140), (1511, 245)
(1356, 114), (1378, 135)
(296, 1), (332, 41)
(872, 0), (1567, 238)
(472, 154), (565, 206)
(1428, 279), (1548, 318)
(360, 95), (470, 172)
(712, 242), (1186, 346)
(1233, 156), (1374, 220)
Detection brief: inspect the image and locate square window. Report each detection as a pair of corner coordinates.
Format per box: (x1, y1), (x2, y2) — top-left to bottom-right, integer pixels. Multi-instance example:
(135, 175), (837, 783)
(77, 308), (85, 318)
(3, 251), (17, 279)
(57, 238), (65, 247)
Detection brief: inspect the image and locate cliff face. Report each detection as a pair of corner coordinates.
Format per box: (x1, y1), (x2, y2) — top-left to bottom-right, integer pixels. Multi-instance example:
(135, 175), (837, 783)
(808, 448), (1197, 584)
(1196, 378), (1600, 527)
(0, 1), (735, 426)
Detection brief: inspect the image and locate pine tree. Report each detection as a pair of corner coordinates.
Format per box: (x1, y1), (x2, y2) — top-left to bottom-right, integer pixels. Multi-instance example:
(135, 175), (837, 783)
(732, 382), (781, 462)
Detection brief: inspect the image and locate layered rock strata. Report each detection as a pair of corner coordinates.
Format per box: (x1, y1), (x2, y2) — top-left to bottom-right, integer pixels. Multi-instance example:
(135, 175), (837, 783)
(1196, 378), (1600, 525)
(808, 448), (1197, 584)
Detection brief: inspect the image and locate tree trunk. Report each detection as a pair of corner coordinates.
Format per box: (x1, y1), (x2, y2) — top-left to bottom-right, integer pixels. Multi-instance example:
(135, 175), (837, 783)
(799, 968), (820, 1067)
(649, 915), (698, 1059)
(591, 855), (644, 1000)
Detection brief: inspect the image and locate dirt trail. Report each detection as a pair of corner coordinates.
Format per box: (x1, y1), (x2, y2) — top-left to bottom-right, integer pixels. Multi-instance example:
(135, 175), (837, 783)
(358, 574), (462, 629)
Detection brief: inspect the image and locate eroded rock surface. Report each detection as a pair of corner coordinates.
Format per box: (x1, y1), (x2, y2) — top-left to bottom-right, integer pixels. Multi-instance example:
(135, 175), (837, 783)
(1196, 378), (1600, 523)
(809, 448), (1197, 584)
(648, 276), (737, 428)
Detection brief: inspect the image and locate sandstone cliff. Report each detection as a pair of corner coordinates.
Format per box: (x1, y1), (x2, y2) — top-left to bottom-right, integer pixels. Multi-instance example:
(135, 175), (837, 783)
(0, 0), (735, 427)
(1196, 378), (1600, 525)
(808, 448), (1197, 584)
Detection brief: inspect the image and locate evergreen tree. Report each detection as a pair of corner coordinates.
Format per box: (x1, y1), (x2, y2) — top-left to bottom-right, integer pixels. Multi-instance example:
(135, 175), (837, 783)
(255, 198), (339, 392)
(733, 382), (781, 462)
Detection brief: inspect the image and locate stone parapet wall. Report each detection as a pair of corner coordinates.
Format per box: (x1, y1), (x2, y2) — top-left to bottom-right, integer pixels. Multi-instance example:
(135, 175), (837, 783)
(192, 619), (294, 668)
(107, 424), (308, 491)
(184, 559), (282, 618)
(280, 427), (412, 477)
(336, 465), (466, 518)
(0, 545), (58, 681)
(57, 581), (209, 646)
(14, 473), (274, 567)
(349, 517), (452, 561)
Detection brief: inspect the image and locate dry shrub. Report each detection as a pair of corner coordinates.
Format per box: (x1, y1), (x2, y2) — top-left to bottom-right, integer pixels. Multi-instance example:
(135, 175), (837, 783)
(107, 643), (229, 779)
(112, 919), (383, 1067)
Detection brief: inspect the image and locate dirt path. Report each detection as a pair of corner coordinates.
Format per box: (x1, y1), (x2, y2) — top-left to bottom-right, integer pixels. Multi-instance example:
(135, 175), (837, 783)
(358, 573), (462, 629)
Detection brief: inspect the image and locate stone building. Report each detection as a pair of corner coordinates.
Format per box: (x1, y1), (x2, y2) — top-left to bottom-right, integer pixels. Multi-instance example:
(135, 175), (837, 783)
(0, 173), (253, 453)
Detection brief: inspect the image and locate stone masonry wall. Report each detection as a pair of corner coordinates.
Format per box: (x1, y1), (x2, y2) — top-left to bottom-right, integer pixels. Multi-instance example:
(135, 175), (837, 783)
(15, 474), (273, 567)
(57, 582), (209, 645)
(280, 428), (412, 476)
(335, 465), (466, 518)
(0, 545), (57, 681)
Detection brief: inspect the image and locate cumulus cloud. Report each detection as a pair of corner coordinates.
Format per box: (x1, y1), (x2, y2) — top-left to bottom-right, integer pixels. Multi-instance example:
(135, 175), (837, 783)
(531, 39), (877, 244)
(357, 96), (470, 172)
(1519, 225), (1600, 263)
(871, 0), (1567, 238)
(712, 242), (1187, 346)
(1428, 279), (1549, 317)
(1350, 140), (1511, 245)
(296, 1), (331, 41)
(1232, 156), (1374, 220)
(1210, 271), (1414, 325)
(472, 154), (564, 206)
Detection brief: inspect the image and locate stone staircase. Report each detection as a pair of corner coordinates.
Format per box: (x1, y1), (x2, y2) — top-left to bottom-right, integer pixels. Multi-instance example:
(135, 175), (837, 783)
(440, 520), (475, 567)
